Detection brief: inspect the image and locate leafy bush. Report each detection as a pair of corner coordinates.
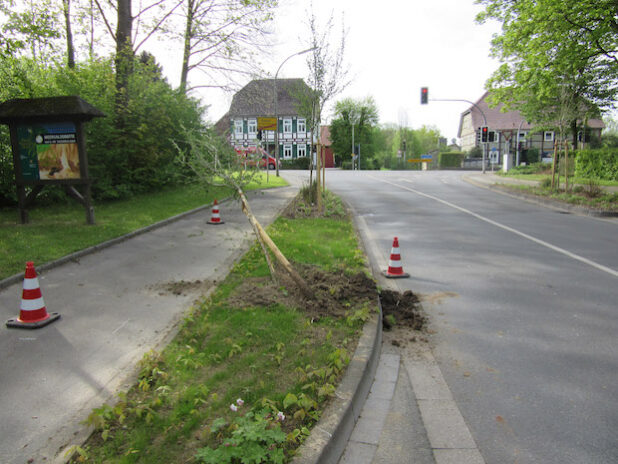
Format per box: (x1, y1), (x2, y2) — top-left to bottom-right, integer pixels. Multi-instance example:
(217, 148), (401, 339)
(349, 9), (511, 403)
(574, 148), (618, 181)
(438, 152), (464, 168)
(195, 410), (286, 464)
(0, 56), (205, 204)
(526, 148), (540, 164)
(280, 156), (311, 170)
(467, 146), (483, 158)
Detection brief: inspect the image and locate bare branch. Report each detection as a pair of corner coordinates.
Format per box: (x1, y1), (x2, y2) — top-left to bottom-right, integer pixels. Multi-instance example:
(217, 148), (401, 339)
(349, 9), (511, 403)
(93, 0), (116, 40)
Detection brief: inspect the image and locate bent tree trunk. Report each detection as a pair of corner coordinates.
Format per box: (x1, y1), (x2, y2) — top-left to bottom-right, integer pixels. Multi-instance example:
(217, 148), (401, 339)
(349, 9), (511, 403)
(237, 189), (313, 299)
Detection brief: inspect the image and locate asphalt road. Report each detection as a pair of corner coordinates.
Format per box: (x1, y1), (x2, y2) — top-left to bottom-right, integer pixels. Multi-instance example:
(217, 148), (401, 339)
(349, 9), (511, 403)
(0, 185), (299, 464)
(317, 170), (618, 464)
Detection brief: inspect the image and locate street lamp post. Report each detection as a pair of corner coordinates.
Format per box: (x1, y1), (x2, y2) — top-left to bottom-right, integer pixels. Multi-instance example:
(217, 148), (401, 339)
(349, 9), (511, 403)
(273, 47), (316, 176)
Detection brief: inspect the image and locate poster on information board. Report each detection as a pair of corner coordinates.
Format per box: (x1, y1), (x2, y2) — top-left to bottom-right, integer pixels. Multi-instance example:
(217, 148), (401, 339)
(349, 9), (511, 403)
(17, 122), (81, 181)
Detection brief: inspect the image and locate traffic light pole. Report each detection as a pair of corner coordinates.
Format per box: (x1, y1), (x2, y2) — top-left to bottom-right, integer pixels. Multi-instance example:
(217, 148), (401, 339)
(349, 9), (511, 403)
(428, 97), (489, 174)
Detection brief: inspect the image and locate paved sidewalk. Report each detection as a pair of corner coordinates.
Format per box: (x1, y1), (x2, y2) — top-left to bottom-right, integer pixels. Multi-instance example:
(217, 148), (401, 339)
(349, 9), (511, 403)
(0, 182), (302, 464)
(339, 334), (485, 464)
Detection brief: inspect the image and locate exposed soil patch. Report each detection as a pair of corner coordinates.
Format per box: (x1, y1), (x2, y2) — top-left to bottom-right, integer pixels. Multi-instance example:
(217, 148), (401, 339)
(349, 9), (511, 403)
(227, 263), (378, 320)
(149, 279), (215, 297)
(380, 289), (426, 331)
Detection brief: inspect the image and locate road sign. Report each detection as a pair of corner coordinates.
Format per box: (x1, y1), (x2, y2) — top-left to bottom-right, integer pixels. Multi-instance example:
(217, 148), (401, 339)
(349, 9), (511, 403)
(407, 159), (423, 163)
(421, 154), (433, 160)
(258, 117), (277, 131)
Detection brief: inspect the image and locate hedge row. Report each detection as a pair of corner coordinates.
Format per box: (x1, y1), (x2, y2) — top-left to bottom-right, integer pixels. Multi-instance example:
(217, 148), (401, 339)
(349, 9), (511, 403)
(575, 148), (618, 181)
(438, 152), (465, 168)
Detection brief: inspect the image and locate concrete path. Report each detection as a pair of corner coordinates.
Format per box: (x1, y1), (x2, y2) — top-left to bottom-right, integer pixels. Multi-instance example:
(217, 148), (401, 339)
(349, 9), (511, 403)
(339, 321), (485, 464)
(0, 182), (301, 464)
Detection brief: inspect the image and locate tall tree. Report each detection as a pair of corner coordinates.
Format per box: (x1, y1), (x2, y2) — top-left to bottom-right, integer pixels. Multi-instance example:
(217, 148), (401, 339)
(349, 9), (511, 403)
(477, 0), (618, 146)
(62, 0), (75, 67)
(177, 0), (277, 93)
(91, 0), (180, 126)
(114, 0), (133, 126)
(0, 0), (61, 62)
(329, 97), (379, 168)
(303, 6), (349, 208)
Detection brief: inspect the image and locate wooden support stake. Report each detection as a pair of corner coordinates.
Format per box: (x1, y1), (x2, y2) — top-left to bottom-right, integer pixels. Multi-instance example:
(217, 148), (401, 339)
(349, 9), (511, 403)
(237, 189), (313, 299)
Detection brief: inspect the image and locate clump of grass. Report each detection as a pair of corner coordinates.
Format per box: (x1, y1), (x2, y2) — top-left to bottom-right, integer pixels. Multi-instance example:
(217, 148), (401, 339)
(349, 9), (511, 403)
(72, 200), (374, 464)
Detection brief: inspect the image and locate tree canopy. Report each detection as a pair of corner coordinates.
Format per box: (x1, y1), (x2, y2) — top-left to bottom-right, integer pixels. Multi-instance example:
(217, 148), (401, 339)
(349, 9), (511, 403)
(329, 96), (379, 163)
(477, 0), (618, 141)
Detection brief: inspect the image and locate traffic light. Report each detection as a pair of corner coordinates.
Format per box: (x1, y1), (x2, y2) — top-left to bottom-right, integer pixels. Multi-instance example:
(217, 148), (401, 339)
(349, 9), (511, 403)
(420, 87), (428, 105)
(257, 129), (263, 140)
(481, 126), (489, 143)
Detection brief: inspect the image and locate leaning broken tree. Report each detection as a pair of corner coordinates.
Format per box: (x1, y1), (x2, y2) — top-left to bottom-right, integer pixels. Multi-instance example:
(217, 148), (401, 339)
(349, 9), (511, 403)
(175, 128), (313, 298)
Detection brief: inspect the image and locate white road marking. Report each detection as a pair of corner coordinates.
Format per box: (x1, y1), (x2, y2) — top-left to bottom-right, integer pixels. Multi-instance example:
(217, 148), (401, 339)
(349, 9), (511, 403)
(372, 175), (618, 279)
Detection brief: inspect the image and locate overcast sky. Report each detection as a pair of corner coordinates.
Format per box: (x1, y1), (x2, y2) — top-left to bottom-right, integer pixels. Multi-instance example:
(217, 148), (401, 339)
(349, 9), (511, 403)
(188, 0), (502, 141)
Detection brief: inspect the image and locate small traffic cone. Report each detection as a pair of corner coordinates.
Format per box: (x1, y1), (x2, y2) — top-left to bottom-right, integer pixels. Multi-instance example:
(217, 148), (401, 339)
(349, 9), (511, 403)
(207, 199), (224, 225)
(382, 237), (410, 278)
(6, 262), (60, 329)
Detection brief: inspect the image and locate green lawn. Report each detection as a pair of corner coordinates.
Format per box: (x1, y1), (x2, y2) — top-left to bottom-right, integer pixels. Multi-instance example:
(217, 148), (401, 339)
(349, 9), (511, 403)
(69, 194), (374, 464)
(0, 173), (287, 280)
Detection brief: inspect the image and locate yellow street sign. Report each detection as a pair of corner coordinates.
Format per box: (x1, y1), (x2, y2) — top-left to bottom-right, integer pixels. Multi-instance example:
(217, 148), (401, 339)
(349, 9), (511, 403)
(407, 159), (423, 163)
(258, 117), (277, 131)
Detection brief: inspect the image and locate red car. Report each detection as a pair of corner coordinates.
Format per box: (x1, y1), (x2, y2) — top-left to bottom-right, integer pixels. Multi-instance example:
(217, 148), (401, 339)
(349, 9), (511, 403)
(236, 147), (278, 170)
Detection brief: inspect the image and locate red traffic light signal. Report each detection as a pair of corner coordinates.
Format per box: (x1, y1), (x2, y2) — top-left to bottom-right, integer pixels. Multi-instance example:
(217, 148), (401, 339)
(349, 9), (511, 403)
(421, 87), (428, 104)
(481, 126), (489, 143)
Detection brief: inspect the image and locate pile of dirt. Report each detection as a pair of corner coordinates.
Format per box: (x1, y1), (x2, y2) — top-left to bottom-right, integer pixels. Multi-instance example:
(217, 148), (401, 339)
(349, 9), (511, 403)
(226, 263), (378, 320)
(380, 289), (426, 331)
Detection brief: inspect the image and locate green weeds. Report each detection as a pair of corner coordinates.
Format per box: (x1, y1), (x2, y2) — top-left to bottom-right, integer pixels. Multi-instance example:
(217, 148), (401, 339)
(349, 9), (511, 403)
(71, 193), (374, 464)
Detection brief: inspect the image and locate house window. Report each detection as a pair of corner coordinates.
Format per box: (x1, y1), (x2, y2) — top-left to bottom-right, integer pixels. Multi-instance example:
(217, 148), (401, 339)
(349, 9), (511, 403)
(297, 144), (307, 158)
(248, 119), (257, 136)
(297, 118), (306, 133)
(283, 144), (293, 159)
(283, 118), (292, 134)
(234, 120), (243, 137)
(544, 131), (554, 142)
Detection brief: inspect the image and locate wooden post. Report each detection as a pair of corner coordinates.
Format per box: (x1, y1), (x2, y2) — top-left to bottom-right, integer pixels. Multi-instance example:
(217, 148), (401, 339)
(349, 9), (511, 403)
(237, 189), (313, 298)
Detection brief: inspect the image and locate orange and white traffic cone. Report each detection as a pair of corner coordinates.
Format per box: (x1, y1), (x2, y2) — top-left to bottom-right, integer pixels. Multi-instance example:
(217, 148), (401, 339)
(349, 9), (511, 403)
(207, 199), (224, 225)
(6, 262), (61, 329)
(382, 237), (410, 278)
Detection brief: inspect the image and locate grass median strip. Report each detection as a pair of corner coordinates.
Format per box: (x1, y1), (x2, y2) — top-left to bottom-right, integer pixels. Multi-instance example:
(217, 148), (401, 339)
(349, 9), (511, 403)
(68, 191), (378, 464)
(0, 173), (287, 280)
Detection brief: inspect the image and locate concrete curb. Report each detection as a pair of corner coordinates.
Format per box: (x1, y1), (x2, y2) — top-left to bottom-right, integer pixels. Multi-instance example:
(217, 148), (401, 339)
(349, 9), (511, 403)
(463, 175), (618, 218)
(0, 197), (232, 291)
(291, 301), (382, 464)
(291, 197), (384, 464)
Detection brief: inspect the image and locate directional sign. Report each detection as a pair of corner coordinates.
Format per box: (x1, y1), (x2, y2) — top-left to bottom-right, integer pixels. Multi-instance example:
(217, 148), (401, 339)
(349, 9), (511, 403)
(258, 117), (277, 131)
(421, 154), (433, 160)
(407, 159), (423, 163)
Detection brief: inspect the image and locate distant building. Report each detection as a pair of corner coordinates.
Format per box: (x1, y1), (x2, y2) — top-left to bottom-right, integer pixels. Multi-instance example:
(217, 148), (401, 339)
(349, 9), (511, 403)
(216, 78), (314, 162)
(458, 92), (605, 164)
(320, 125), (335, 168)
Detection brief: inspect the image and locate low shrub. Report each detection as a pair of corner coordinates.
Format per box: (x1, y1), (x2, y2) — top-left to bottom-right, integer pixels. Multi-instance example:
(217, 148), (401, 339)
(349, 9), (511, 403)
(280, 157), (311, 170)
(575, 148), (618, 181)
(438, 152), (464, 168)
